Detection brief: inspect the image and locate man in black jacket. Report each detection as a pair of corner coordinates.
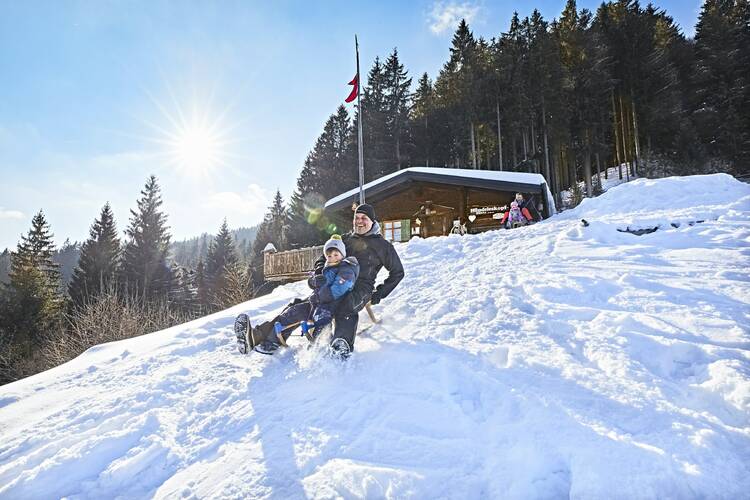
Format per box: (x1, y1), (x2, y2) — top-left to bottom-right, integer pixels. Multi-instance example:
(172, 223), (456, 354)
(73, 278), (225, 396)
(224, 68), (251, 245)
(314, 203), (404, 358)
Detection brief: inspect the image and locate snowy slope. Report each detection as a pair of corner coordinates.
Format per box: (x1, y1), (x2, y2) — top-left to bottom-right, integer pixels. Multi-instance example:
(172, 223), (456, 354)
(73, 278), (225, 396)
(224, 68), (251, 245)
(1, 174), (749, 499)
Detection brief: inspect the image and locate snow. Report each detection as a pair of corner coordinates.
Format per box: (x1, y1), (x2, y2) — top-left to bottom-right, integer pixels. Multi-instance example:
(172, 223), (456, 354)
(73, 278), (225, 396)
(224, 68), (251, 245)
(2, 173), (750, 499)
(325, 167), (557, 216)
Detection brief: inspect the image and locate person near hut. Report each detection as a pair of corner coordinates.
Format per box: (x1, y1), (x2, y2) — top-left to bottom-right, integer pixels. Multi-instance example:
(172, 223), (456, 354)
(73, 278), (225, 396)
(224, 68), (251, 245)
(501, 201), (534, 228)
(515, 192), (543, 221)
(313, 203), (404, 358)
(234, 235), (360, 355)
(514, 192), (529, 210)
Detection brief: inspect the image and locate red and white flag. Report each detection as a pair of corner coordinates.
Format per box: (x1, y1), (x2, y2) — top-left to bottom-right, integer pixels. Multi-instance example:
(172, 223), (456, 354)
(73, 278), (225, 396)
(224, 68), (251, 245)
(345, 73), (358, 103)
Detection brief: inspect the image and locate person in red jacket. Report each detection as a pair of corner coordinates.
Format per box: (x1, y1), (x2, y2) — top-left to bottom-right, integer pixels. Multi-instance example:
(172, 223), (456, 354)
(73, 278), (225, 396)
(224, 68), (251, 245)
(501, 201), (534, 228)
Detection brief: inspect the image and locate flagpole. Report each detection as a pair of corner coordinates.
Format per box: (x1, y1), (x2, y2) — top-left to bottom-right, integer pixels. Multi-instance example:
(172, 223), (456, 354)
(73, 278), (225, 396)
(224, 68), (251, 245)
(355, 35), (365, 205)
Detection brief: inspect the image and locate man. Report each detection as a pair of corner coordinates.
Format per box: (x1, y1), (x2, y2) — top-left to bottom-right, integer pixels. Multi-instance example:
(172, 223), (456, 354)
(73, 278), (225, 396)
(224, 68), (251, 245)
(515, 192), (528, 210)
(313, 203), (404, 358)
(514, 192), (541, 221)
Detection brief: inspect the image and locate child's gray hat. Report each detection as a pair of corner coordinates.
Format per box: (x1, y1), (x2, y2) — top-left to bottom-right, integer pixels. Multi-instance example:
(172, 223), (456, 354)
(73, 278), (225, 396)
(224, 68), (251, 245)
(323, 234), (346, 257)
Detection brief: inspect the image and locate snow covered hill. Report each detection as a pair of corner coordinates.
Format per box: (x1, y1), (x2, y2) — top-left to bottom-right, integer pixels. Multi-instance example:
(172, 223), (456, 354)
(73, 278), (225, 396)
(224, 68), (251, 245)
(1, 174), (749, 499)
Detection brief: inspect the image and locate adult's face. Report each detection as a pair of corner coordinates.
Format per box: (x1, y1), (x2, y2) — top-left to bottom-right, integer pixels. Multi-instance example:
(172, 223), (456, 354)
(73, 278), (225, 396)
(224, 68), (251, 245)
(353, 213), (373, 235)
(515, 194), (524, 203)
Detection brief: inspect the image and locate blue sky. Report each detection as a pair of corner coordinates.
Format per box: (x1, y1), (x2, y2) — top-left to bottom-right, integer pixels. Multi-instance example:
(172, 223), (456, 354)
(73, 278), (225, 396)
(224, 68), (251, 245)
(0, 0), (701, 250)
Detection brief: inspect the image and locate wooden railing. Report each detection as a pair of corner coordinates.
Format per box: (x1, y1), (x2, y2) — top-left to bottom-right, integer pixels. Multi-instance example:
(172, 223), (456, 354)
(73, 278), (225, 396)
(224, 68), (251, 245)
(263, 245), (324, 281)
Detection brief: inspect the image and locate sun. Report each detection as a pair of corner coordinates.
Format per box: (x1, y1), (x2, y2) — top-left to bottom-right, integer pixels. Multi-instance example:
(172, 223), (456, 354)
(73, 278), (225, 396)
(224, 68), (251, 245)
(140, 87), (238, 179)
(169, 120), (224, 176)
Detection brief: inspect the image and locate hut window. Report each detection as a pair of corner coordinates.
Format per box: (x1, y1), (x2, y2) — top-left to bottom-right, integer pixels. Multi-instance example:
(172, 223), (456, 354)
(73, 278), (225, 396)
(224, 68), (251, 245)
(383, 220), (402, 242)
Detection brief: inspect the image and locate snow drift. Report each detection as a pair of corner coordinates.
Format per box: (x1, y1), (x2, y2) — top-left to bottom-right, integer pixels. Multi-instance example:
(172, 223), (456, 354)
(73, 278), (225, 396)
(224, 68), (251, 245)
(1, 173), (749, 499)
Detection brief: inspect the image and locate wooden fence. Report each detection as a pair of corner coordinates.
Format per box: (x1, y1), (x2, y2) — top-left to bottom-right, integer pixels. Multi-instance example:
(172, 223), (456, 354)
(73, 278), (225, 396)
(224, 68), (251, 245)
(263, 245), (324, 281)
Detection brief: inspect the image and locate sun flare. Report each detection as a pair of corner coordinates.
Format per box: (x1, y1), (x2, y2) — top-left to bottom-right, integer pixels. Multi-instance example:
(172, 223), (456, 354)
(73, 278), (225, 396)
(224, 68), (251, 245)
(141, 88), (238, 179)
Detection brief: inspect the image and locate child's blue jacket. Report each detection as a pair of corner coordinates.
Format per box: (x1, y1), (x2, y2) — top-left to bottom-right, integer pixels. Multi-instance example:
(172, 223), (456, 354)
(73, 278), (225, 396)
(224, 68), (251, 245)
(316, 256), (360, 304)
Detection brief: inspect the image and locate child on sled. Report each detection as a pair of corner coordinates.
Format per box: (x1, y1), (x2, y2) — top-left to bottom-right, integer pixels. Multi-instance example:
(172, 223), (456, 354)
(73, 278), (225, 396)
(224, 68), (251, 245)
(501, 201), (534, 229)
(234, 234), (360, 355)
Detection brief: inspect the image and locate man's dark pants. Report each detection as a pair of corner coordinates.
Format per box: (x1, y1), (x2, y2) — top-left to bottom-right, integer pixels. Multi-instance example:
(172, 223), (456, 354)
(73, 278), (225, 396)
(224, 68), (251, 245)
(331, 286), (371, 350)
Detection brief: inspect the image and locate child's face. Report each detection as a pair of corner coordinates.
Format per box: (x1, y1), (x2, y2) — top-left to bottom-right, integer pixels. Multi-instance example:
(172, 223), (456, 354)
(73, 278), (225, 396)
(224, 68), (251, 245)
(326, 249), (343, 264)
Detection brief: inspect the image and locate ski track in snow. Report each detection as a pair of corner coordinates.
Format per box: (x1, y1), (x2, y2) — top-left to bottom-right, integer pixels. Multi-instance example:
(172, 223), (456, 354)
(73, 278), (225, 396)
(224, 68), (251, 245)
(1, 173), (749, 499)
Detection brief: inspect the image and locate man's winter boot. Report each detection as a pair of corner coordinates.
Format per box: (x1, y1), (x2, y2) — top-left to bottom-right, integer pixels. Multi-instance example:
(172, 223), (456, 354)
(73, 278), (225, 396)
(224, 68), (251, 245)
(234, 313), (254, 355)
(329, 338), (351, 360)
(254, 340), (281, 355)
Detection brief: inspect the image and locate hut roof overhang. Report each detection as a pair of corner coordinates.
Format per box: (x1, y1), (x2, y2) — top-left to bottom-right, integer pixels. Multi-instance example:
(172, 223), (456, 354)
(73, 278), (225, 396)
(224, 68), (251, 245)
(325, 167), (557, 214)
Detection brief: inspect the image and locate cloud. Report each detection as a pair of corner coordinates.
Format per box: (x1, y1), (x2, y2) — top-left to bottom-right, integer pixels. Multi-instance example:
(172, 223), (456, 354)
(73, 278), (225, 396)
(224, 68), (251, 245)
(201, 183), (271, 218)
(428, 1), (480, 35)
(0, 207), (24, 220)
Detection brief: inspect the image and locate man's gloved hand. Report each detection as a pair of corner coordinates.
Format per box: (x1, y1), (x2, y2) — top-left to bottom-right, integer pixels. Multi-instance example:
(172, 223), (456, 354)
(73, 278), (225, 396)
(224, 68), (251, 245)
(308, 274), (326, 289)
(309, 292), (320, 306)
(369, 290), (382, 305)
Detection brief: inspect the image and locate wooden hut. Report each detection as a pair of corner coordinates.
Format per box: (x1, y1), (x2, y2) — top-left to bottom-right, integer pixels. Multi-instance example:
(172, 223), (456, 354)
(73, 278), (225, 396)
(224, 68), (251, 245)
(324, 167), (556, 241)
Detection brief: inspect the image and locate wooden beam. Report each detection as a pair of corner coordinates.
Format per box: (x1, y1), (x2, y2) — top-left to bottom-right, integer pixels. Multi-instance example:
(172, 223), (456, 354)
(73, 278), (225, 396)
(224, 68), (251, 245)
(365, 303), (379, 324)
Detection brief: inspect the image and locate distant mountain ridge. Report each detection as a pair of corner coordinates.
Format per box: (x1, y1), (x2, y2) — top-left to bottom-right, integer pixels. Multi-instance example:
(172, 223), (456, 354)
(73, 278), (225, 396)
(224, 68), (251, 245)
(170, 225), (259, 269)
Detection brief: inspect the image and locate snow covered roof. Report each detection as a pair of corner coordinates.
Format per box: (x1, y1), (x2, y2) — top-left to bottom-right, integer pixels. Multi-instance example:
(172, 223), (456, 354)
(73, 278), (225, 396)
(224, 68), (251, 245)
(262, 242), (277, 253)
(325, 167), (556, 214)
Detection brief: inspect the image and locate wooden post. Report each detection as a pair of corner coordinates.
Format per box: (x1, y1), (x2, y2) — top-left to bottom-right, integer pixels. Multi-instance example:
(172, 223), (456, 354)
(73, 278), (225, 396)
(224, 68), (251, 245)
(365, 303), (380, 324)
(458, 187), (467, 224)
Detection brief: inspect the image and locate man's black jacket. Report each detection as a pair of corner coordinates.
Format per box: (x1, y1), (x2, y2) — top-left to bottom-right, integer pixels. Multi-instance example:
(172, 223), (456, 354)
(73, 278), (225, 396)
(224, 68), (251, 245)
(314, 228), (404, 301)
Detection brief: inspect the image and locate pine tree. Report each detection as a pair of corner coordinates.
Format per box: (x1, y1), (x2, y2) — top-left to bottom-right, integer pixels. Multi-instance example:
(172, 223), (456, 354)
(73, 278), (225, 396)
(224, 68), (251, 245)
(5, 210), (64, 349)
(68, 203), (120, 308)
(360, 57), (392, 180)
(411, 73), (436, 167)
(0, 248), (10, 284)
(555, 1), (613, 194)
(288, 106), (352, 249)
(194, 259), (210, 312)
(692, 0), (750, 171)
(525, 9), (569, 189)
(383, 48), (413, 170)
(435, 19), (480, 168)
(119, 176), (173, 300)
(494, 12), (528, 170)
(250, 191), (288, 288)
(205, 219), (238, 307)
(52, 239), (80, 290)
(268, 190), (288, 249)
(170, 266), (199, 316)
